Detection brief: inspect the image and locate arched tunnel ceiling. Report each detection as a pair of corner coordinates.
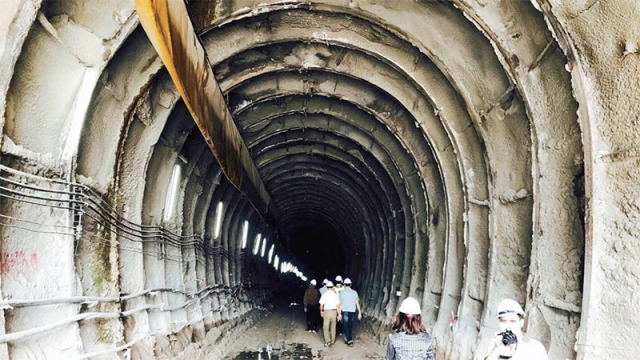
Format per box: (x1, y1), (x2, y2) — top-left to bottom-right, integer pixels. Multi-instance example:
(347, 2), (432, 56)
(8, 0), (631, 358)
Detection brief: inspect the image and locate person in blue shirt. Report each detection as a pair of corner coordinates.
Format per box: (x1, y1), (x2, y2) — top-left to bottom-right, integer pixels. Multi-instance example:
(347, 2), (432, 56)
(337, 278), (362, 346)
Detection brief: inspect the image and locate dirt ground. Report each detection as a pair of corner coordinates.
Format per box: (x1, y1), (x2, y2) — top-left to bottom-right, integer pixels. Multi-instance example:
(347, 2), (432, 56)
(217, 298), (387, 360)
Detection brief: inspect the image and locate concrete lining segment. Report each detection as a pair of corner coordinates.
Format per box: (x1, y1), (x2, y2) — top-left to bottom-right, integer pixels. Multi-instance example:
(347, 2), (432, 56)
(455, 1), (582, 358)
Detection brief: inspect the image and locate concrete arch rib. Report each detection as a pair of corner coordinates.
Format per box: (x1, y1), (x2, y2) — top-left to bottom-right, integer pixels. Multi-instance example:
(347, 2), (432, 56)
(450, 2), (584, 358)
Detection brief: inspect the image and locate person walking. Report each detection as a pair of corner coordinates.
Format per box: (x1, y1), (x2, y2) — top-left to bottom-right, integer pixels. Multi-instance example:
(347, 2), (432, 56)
(303, 279), (321, 332)
(483, 299), (548, 360)
(319, 278), (329, 295)
(334, 275), (345, 336)
(337, 278), (362, 346)
(319, 281), (340, 346)
(385, 297), (434, 360)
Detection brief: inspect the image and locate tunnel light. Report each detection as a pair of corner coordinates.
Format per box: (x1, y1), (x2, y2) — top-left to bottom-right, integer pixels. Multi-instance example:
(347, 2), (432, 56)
(241, 221), (249, 249)
(163, 165), (181, 221)
(213, 202), (224, 239)
(253, 234), (261, 255)
(268, 244), (274, 264)
(274, 256), (279, 270)
(260, 239), (267, 257)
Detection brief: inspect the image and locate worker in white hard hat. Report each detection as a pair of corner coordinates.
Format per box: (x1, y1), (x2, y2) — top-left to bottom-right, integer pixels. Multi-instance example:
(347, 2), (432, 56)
(385, 297), (433, 359)
(303, 279), (321, 332)
(319, 278), (329, 295)
(333, 275), (345, 336)
(484, 299), (548, 360)
(337, 278), (361, 346)
(319, 281), (340, 346)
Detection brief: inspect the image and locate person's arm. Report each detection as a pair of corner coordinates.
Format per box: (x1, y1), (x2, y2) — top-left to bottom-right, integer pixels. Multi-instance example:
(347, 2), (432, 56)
(426, 340), (434, 360)
(337, 292), (343, 320)
(303, 290), (308, 311)
(484, 333), (509, 360)
(356, 299), (362, 320)
(384, 335), (395, 360)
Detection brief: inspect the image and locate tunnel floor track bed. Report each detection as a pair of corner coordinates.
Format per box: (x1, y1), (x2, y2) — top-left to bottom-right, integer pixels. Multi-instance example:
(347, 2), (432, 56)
(214, 299), (385, 360)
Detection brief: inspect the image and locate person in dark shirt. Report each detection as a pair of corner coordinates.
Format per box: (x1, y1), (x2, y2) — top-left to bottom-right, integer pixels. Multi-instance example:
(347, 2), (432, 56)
(385, 297), (434, 360)
(303, 279), (321, 332)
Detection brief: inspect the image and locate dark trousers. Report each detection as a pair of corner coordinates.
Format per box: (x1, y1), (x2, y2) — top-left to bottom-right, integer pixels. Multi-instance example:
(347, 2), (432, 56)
(306, 304), (320, 330)
(342, 311), (356, 342)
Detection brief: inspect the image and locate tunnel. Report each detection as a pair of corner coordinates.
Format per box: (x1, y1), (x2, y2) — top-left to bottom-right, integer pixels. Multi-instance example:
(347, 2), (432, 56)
(1, 0), (639, 359)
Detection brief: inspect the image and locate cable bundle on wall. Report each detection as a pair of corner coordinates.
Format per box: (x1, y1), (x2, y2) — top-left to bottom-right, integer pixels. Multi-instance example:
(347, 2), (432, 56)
(0, 162), (273, 353)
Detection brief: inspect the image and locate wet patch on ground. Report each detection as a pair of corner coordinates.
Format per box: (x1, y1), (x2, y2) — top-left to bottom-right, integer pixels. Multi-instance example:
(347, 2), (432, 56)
(229, 343), (314, 359)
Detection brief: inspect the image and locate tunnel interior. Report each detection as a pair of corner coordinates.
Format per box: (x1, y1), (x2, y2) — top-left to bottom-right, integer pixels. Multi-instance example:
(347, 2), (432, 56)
(3, 0), (639, 359)
(284, 221), (347, 279)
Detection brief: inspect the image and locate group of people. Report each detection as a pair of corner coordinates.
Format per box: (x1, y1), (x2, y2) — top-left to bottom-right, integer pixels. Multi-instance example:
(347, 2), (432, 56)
(304, 277), (548, 360)
(302, 275), (362, 347)
(383, 297), (548, 360)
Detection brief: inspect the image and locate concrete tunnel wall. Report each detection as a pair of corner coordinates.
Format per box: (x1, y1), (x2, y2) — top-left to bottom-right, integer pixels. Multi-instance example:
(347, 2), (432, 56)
(0, 0), (639, 359)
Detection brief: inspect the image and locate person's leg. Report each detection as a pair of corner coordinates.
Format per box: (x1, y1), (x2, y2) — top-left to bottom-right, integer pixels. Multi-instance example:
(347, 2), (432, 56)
(312, 306), (320, 331)
(307, 305), (313, 331)
(328, 311), (337, 344)
(305, 306), (311, 330)
(322, 311), (331, 344)
(343, 311), (353, 343)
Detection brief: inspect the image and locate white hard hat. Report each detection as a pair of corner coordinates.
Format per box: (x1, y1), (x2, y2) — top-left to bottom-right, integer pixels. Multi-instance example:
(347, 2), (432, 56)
(399, 297), (422, 315)
(335, 275), (343, 282)
(322, 279), (328, 285)
(344, 278), (352, 285)
(496, 299), (525, 318)
(310, 279), (317, 285)
(325, 281), (334, 287)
